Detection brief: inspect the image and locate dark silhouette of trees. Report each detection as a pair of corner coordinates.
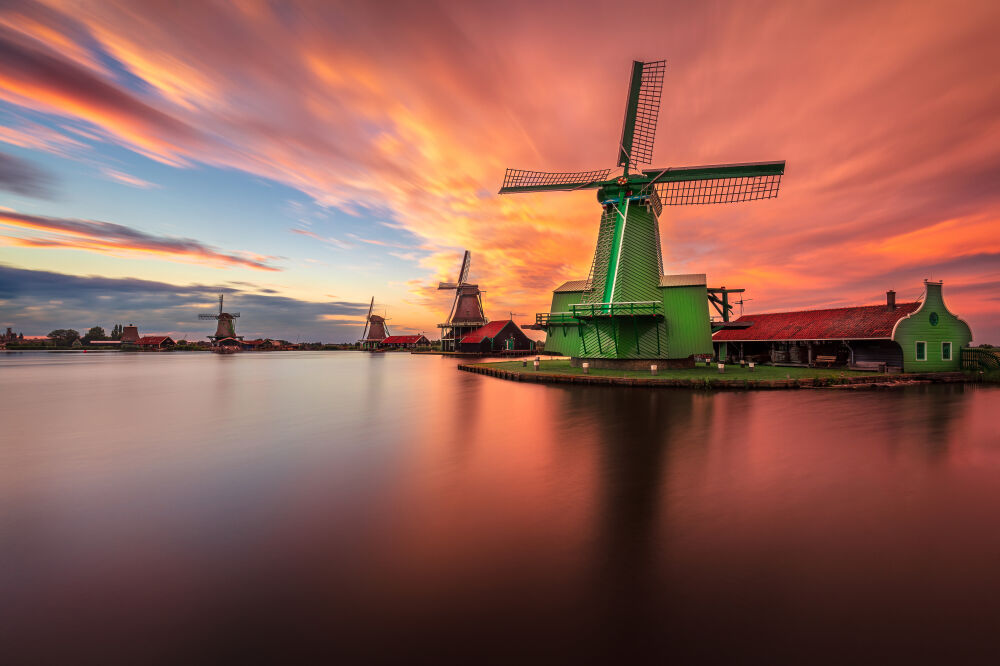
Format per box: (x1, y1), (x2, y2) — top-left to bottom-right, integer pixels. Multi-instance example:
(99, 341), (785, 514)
(84, 326), (107, 342)
(47, 329), (80, 346)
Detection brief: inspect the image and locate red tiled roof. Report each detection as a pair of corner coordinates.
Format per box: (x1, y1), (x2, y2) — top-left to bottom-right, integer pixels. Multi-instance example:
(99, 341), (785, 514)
(136, 335), (173, 345)
(712, 302), (920, 341)
(460, 320), (514, 344)
(382, 335), (427, 344)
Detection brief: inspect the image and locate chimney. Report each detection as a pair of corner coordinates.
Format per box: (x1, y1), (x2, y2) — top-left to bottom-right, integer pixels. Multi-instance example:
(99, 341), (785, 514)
(886, 290), (896, 311)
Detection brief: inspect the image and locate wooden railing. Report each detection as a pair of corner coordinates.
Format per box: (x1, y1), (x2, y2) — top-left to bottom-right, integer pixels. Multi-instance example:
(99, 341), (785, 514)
(570, 301), (662, 318)
(535, 312), (578, 326)
(962, 347), (1000, 370)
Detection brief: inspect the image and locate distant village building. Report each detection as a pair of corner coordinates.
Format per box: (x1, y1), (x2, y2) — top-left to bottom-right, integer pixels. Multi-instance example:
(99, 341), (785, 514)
(380, 334), (430, 349)
(712, 281), (972, 372)
(136, 335), (175, 350)
(1, 327), (23, 343)
(239, 339), (291, 351)
(0, 327), (24, 348)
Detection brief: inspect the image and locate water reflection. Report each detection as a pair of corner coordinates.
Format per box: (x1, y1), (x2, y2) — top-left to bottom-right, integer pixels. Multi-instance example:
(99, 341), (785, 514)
(0, 351), (998, 662)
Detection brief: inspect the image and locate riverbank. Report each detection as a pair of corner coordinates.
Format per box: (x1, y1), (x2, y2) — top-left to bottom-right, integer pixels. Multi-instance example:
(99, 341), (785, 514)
(459, 359), (971, 389)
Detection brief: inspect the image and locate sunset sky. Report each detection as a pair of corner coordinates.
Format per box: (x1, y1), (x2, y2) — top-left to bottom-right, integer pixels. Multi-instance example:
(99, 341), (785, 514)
(1, 0), (998, 342)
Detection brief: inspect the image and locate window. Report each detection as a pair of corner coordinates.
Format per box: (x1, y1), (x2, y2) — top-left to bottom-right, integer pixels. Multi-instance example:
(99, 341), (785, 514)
(942, 341), (952, 361)
(915, 341), (927, 361)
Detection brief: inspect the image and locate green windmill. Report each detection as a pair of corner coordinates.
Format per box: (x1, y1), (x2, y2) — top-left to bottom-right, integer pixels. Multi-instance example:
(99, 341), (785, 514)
(500, 59), (785, 367)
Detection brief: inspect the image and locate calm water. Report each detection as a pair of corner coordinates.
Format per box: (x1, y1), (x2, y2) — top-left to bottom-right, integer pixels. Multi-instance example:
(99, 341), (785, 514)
(1, 351), (998, 663)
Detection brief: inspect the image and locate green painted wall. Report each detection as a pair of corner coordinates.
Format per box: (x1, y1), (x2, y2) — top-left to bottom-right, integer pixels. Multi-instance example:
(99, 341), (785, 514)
(892, 281), (972, 372)
(551, 290), (584, 315)
(577, 319), (666, 359)
(543, 290), (583, 356)
(660, 285), (713, 359)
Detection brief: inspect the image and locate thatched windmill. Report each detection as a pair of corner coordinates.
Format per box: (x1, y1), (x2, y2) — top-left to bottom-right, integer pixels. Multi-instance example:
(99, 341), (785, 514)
(359, 297), (389, 350)
(436, 250), (488, 351)
(200, 293), (242, 343)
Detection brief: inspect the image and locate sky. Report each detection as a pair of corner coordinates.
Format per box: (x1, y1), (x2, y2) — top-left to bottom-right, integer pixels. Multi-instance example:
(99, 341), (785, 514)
(0, 0), (998, 343)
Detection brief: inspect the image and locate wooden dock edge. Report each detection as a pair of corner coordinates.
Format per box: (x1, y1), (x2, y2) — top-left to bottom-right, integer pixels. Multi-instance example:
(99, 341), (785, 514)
(456, 364), (971, 391)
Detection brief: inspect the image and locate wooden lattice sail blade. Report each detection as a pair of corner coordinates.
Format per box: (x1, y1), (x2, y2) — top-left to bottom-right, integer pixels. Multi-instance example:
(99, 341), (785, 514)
(618, 60), (666, 169)
(643, 161), (785, 205)
(458, 250), (471, 285)
(499, 168), (611, 194)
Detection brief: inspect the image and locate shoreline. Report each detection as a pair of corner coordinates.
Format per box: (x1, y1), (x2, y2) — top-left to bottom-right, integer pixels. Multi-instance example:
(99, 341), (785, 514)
(459, 360), (973, 390)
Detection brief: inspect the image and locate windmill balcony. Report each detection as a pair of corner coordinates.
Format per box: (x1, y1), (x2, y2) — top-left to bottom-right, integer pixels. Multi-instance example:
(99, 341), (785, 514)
(536, 302), (665, 328)
(535, 312), (578, 327)
(570, 301), (664, 319)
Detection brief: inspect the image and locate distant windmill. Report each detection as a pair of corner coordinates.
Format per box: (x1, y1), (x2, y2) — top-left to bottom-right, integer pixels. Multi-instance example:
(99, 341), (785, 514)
(437, 250), (487, 351)
(359, 296), (389, 350)
(199, 293), (241, 343)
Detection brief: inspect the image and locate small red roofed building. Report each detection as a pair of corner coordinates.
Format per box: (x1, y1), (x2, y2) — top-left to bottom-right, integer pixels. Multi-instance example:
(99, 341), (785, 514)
(457, 319), (535, 354)
(136, 335), (175, 350)
(380, 334), (430, 349)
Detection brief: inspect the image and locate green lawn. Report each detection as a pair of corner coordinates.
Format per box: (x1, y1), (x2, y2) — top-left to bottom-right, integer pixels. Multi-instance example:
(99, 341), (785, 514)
(475, 359), (874, 380)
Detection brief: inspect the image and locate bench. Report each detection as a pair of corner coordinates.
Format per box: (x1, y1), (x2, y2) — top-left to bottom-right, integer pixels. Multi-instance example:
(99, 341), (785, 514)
(814, 355), (838, 367)
(851, 360), (887, 372)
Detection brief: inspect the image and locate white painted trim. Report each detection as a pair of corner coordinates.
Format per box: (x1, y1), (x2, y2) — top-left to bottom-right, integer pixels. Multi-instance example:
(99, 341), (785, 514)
(915, 340), (927, 361)
(608, 197), (629, 302)
(941, 340), (953, 361)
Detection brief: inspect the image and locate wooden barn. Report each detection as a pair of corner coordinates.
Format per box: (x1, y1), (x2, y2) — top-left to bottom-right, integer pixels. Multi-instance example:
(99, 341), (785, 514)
(457, 320), (534, 354)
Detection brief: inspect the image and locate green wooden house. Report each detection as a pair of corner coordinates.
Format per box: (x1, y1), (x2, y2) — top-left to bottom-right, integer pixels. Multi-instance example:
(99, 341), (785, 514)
(892, 281), (972, 371)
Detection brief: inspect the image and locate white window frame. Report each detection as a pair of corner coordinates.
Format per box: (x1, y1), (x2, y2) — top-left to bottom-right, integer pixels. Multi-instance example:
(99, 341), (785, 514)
(915, 340), (927, 361)
(941, 341), (952, 361)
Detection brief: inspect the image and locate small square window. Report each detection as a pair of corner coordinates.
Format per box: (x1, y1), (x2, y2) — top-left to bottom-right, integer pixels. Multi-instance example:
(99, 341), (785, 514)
(916, 341), (927, 361)
(942, 341), (952, 361)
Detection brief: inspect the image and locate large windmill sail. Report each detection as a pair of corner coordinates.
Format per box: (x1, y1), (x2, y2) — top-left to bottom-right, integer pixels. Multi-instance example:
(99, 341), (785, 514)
(617, 59), (665, 170)
(642, 161), (783, 205)
(360, 296), (374, 342)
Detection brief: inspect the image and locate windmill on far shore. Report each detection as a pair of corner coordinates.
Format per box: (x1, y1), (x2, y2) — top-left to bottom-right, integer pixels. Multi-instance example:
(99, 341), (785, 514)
(199, 293), (242, 343)
(359, 297), (389, 350)
(437, 250), (487, 351)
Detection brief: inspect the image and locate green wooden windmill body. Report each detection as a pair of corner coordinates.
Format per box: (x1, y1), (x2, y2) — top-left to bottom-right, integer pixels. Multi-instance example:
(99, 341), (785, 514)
(500, 60), (785, 364)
